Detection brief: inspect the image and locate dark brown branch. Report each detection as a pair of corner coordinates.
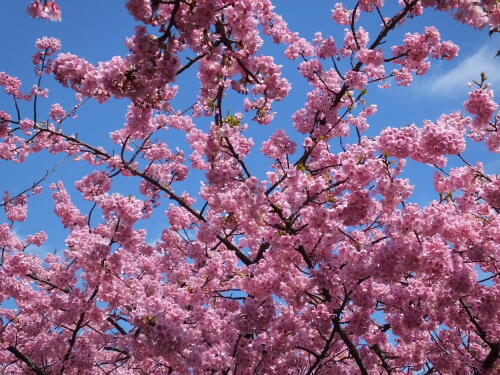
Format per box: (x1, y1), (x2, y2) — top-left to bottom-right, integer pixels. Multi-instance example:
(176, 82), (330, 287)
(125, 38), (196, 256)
(216, 234), (252, 266)
(305, 326), (337, 375)
(26, 273), (70, 294)
(176, 53), (208, 75)
(236, 58), (261, 84)
(0, 162), (62, 208)
(296, 245), (314, 269)
(332, 58), (345, 80)
(106, 317), (128, 336)
(252, 242), (270, 263)
(60, 312), (86, 373)
(12, 95), (21, 122)
(33, 50), (47, 125)
(223, 136), (251, 178)
(103, 346), (130, 357)
(296, 345), (320, 358)
(265, 173), (287, 196)
(459, 298), (499, 370)
(459, 299), (489, 344)
(333, 319), (369, 375)
(350, 2), (361, 50)
(371, 236), (387, 245)
(338, 228), (361, 248)
(375, 6), (388, 28)
(371, 344), (393, 374)
(6, 346), (45, 375)
(482, 343), (499, 370)
(33, 124), (205, 223)
(384, 51), (408, 62)
(478, 272), (498, 283)
(159, 0), (181, 42)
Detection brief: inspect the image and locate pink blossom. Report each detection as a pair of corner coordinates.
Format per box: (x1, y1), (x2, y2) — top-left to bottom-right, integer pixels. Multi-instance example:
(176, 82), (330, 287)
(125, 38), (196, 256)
(344, 70), (368, 90)
(25, 231), (47, 246)
(1, 2), (499, 373)
(284, 38), (314, 60)
(75, 171), (112, 201)
(359, 0), (384, 12)
(0, 72), (24, 98)
(27, 0), (61, 21)
(0, 111), (11, 131)
(332, 3), (357, 25)
(340, 191), (373, 225)
(165, 115), (194, 131)
(19, 118), (34, 134)
(49, 103), (65, 122)
(420, 113), (466, 156)
(3, 192), (28, 222)
(35, 37), (61, 55)
(261, 129), (296, 159)
(356, 48), (384, 66)
(298, 59), (323, 81)
(50, 181), (87, 228)
(437, 40), (459, 60)
(51, 53), (93, 90)
(463, 87), (498, 130)
(341, 27), (369, 56)
(313, 32), (337, 58)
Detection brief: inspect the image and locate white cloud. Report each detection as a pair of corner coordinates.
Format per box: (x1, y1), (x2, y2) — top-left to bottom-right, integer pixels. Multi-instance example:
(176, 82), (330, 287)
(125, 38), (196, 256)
(428, 44), (500, 95)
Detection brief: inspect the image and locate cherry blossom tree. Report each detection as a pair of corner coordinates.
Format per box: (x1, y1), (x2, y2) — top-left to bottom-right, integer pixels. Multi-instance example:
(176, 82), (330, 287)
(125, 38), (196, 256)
(1, 0), (499, 373)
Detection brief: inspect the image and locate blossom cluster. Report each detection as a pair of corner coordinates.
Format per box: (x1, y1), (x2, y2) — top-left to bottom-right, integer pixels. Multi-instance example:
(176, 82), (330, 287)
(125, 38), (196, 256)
(0, 1), (498, 374)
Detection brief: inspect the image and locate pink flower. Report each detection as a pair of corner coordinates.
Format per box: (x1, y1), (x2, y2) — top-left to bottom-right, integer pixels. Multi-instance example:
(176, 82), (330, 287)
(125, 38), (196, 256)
(51, 53), (93, 90)
(341, 191), (373, 225)
(359, 0), (384, 12)
(331, 3), (357, 25)
(26, 231), (47, 246)
(3, 193), (28, 222)
(27, 0), (61, 21)
(464, 87), (498, 130)
(284, 38), (314, 60)
(75, 171), (112, 201)
(35, 37), (61, 55)
(49, 103), (65, 122)
(420, 114), (466, 156)
(0, 72), (24, 98)
(344, 70), (368, 90)
(356, 48), (384, 66)
(313, 32), (337, 58)
(261, 129), (296, 159)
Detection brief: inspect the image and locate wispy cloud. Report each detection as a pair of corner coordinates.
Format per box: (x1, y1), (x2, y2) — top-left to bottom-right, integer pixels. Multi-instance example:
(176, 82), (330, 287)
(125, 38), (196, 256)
(428, 43), (500, 95)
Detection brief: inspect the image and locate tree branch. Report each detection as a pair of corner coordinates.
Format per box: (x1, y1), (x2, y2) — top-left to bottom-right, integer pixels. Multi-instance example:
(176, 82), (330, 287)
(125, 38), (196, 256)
(6, 346), (45, 375)
(333, 319), (369, 375)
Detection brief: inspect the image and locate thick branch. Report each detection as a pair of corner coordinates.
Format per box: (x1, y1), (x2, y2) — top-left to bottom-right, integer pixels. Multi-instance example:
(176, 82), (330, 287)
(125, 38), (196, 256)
(252, 242), (270, 263)
(333, 319), (369, 375)
(6, 346), (45, 375)
(459, 299), (499, 370)
(371, 344), (393, 374)
(296, 245), (314, 269)
(60, 312), (86, 373)
(26, 273), (70, 294)
(106, 317), (128, 336)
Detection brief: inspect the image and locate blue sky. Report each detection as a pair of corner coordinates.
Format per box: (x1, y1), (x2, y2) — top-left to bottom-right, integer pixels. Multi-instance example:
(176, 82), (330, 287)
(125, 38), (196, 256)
(0, 1), (498, 252)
